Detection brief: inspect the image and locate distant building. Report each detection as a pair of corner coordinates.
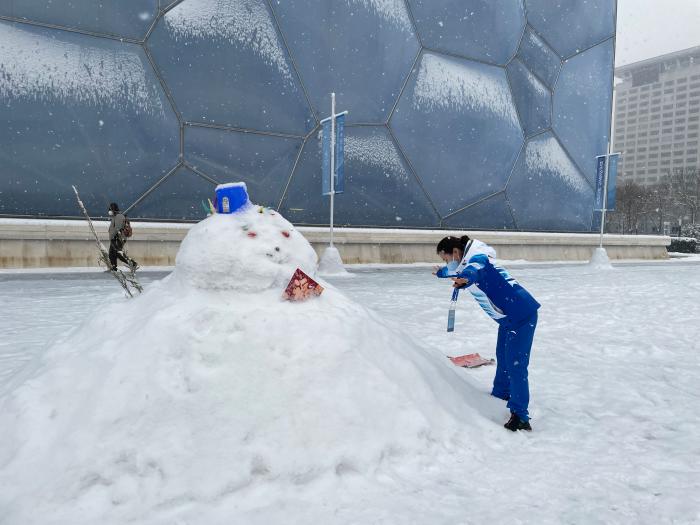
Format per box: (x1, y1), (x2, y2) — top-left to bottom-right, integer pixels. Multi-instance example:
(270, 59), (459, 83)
(614, 46), (700, 186)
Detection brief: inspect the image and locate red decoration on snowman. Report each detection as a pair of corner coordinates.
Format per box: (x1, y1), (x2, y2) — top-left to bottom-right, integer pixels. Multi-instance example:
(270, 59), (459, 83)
(282, 268), (324, 301)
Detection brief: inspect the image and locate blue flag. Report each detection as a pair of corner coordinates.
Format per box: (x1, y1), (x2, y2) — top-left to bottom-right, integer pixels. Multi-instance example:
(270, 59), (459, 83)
(335, 114), (345, 194)
(594, 155), (606, 210)
(322, 119), (332, 196)
(606, 153), (619, 210)
(321, 114), (346, 195)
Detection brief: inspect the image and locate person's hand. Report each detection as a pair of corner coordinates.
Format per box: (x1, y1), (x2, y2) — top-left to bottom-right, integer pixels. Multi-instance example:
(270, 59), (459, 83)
(452, 277), (468, 288)
(432, 265), (442, 276)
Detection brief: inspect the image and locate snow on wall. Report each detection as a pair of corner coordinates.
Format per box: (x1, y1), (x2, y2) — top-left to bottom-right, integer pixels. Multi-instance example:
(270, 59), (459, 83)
(315, 131), (408, 181)
(164, 0), (293, 83)
(412, 53), (518, 124)
(346, 0), (413, 33)
(525, 30), (546, 52)
(345, 134), (408, 180)
(0, 24), (164, 116)
(525, 135), (588, 193)
(522, 63), (549, 99)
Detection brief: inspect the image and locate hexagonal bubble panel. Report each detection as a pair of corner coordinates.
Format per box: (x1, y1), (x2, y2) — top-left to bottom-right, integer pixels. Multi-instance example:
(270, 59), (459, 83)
(553, 40), (613, 185)
(506, 58), (550, 137)
(515, 27), (561, 90)
(0, 21), (180, 218)
(271, 0), (420, 123)
(443, 192), (516, 230)
(408, 0), (525, 65)
(184, 126), (303, 208)
(148, 0), (314, 135)
(128, 165), (217, 220)
(506, 132), (593, 231)
(525, 0), (615, 58)
(279, 126), (439, 227)
(391, 52), (523, 216)
(0, 0), (158, 40)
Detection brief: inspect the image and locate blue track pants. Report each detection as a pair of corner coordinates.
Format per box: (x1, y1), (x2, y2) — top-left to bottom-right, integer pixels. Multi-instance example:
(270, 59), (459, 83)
(491, 311), (537, 421)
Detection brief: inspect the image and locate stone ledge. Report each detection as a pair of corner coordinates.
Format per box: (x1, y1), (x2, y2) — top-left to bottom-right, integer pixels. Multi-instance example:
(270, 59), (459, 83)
(0, 219), (672, 267)
(299, 227), (671, 247)
(0, 219), (190, 242)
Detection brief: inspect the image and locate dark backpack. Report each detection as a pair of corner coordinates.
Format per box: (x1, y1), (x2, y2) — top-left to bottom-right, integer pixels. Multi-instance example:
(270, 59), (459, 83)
(121, 216), (133, 238)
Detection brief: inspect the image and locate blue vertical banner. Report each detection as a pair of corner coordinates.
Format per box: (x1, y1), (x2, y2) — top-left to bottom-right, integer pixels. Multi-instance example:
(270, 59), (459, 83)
(606, 153), (620, 210)
(334, 114), (345, 194)
(321, 119), (332, 196)
(594, 154), (607, 210)
(321, 114), (346, 195)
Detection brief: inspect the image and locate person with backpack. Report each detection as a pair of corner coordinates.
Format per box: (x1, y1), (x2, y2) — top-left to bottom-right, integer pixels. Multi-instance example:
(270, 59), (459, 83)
(433, 235), (540, 432)
(107, 202), (137, 272)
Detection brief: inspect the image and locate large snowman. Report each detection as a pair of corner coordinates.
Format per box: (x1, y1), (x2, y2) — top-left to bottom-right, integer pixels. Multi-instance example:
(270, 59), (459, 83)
(0, 183), (486, 524)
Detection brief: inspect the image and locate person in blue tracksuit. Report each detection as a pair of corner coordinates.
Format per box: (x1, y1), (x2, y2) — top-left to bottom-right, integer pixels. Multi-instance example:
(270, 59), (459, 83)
(434, 235), (540, 431)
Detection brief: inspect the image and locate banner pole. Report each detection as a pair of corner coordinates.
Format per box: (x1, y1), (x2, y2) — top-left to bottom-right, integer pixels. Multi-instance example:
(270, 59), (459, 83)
(330, 92), (336, 249)
(599, 141), (610, 248)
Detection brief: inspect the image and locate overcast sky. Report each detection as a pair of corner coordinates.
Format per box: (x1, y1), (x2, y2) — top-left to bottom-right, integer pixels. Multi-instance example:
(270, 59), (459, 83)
(615, 0), (700, 66)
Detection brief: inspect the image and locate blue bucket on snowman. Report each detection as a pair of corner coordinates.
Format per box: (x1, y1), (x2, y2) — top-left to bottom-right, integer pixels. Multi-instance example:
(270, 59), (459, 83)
(215, 182), (250, 214)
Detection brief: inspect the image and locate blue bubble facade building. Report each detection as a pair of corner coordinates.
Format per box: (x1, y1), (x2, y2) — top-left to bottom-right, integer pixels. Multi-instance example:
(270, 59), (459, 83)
(0, 1), (615, 232)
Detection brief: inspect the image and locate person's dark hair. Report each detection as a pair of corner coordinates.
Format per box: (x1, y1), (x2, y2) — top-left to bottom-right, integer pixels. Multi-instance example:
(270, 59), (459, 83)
(436, 235), (470, 254)
(108, 202), (119, 213)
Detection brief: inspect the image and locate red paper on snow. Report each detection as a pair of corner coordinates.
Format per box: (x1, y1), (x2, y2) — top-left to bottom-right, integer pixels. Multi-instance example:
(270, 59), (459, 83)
(449, 353), (495, 368)
(282, 268), (324, 301)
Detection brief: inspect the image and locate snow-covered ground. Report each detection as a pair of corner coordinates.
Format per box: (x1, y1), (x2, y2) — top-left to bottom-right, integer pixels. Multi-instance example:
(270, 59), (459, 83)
(1, 258), (699, 523)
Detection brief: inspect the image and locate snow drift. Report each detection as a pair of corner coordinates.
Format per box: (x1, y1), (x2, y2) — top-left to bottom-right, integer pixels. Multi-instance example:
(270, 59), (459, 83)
(0, 204), (486, 523)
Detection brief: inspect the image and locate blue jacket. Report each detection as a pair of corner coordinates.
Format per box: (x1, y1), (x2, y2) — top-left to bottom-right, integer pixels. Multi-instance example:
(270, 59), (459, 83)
(437, 240), (540, 327)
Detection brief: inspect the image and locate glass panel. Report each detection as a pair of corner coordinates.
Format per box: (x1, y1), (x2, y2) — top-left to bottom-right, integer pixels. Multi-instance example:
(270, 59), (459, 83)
(391, 52), (523, 216)
(0, 21), (179, 218)
(525, 0), (615, 58)
(408, 0), (525, 65)
(279, 126), (439, 227)
(506, 132), (593, 231)
(271, 0), (420, 123)
(443, 193), (516, 230)
(147, 0), (315, 135)
(185, 126), (303, 208)
(516, 28), (561, 89)
(0, 0), (158, 40)
(506, 58), (551, 136)
(553, 40), (613, 185)
(128, 166), (217, 220)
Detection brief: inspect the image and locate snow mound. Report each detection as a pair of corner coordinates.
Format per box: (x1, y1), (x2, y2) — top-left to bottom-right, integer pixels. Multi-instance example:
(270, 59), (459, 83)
(0, 205), (483, 523)
(317, 246), (351, 276)
(588, 247), (614, 270)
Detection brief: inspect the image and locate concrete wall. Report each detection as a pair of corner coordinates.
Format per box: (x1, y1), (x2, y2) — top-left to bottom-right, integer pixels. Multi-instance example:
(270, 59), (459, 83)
(0, 219), (671, 269)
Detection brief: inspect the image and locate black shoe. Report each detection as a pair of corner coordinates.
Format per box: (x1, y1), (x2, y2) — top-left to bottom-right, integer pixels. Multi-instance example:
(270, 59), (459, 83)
(504, 413), (532, 432)
(128, 260), (139, 272)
